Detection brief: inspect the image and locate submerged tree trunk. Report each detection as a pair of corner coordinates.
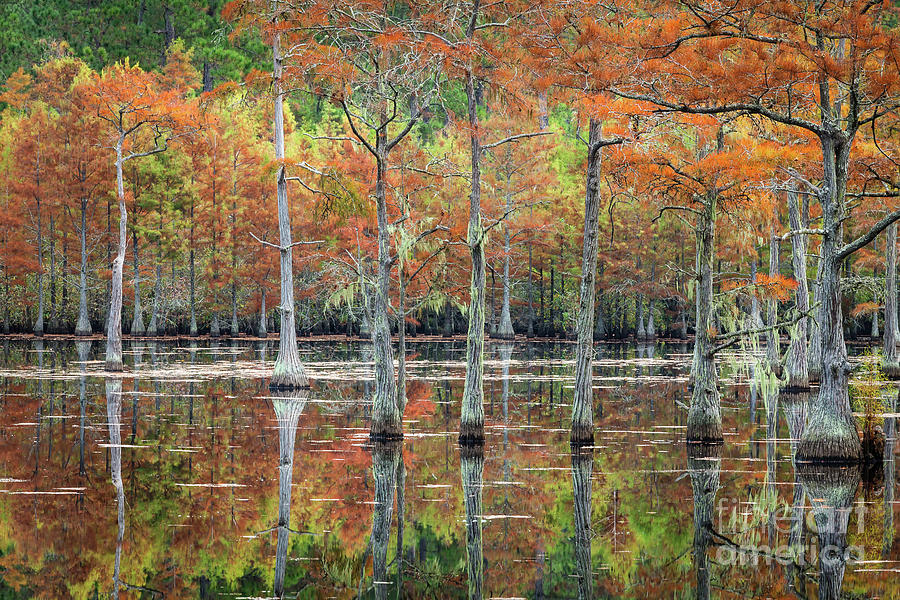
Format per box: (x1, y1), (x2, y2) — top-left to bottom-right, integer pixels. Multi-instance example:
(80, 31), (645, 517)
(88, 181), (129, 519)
(571, 448), (593, 600)
(884, 223), (899, 377)
(272, 391), (307, 598)
(269, 14), (309, 389)
(785, 190), (810, 391)
(571, 119), (604, 445)
(106, 141), (128, 371)
(76, 199), (91, 336)
(460, 65), (486, 445)
(688, 198), (722, 442)
(461, 447), (484, 599)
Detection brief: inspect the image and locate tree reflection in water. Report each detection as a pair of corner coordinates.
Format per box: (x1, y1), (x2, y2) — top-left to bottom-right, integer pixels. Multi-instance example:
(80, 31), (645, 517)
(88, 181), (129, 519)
(571, 446), (593, 600)
(461, 445), (484, 599)
(687, 443), (721, 600)
(106, 378), (125, 600)
(272, 390), (308, 598)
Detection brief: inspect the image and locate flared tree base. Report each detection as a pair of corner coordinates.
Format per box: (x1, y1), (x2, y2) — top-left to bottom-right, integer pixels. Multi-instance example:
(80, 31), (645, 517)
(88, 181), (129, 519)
(796, 433), (862, 464)
(782, 383), (812, 394)
(105, 358), (123, 372)
(369, 421), (403, 443)
(458, 421), (485, 446)
(491, 331), (515, 340)
(570, 423), (595, 447)
(686, 417), (724, 444)
(75, 327), (92, 337)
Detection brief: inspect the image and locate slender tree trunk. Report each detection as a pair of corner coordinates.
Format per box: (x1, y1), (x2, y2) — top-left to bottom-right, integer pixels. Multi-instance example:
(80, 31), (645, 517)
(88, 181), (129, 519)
(130, 228), (144, 335)
(636, 295), (646, 339)
(527, 241), (535, 337)
(885, 223), (899, 377)
(497, 178), (515, 339)
(688, 198), (722, 442)
(269, 11), (308, 389)
(106, 141), (127, 371)
(460, 65), (486, 445)
(809, 244), (824, 383)
(571, 119), (603, 445)
(231, 282), (239, 336)
(148, 232), (162, 336)
(49, 215), (57, 332)
(766, 231), (781, 374)
(34, 194), (44, 335)
(258, 287), (267, 337)
(786, 190), (810, 390)
(76, 199), (91, 335)
(370, 150), (400, 440)
(189, 197), (198, 336)
(397, 272), (408, 415)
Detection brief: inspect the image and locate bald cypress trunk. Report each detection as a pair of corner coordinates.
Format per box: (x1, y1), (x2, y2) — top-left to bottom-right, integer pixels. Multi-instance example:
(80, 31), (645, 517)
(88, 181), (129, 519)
(497, 177), (515, 340)
(106, 140), (127, 371)
(786, 190), (810, 391)
(688, 198), (722, 442)
(766, 232), (781, 375)
(884, 223), (899, 377)
(258, 287), (267, 337)
(269, 9), (309, 389)
(76, 198), (91, 336)
(460, 64), (486, 445)
(571, 119), (603, 445)
(797, 135), (861, 462)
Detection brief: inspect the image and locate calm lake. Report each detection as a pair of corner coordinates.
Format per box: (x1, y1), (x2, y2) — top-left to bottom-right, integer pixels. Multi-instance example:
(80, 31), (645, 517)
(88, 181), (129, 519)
(0, 338), (896, 599)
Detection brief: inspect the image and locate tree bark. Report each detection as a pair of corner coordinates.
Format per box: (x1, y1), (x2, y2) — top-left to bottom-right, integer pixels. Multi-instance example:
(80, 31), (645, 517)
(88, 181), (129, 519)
(884, 223), (899, 377)
(571, 119), (603, 445)
(106, 141), (128, 371)
(33, 191), (44, 336)
(269, 8), (309, 389)
(460, 64), (486, 445)
(76, 199), (92, 335)
(785, 190), (810, 391)
(766, 231), (781, 374)
(496, 177), (515, 339)
(797, 134), (861, 462)
(688, 198), (722, 442)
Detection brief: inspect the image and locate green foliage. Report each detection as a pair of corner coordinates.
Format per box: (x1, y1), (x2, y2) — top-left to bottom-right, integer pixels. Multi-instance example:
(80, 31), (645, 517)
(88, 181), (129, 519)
(850, 349), (891, 439)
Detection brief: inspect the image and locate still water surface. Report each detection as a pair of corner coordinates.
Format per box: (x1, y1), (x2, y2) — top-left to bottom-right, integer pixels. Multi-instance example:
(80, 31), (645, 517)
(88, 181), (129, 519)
(0, 339), (896, 599)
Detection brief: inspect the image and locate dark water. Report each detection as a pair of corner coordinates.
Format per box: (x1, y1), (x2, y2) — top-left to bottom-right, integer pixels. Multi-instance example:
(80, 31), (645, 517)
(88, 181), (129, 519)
(0, 338), (896, 599)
